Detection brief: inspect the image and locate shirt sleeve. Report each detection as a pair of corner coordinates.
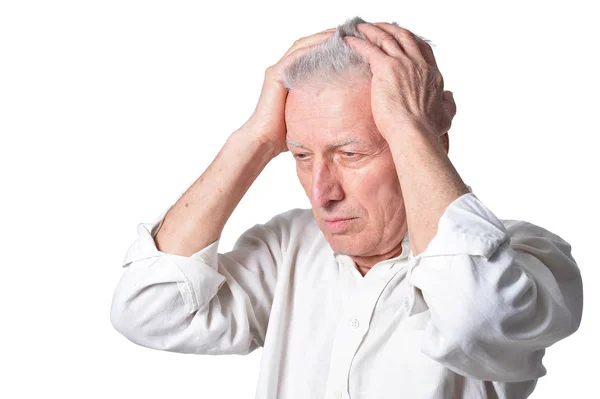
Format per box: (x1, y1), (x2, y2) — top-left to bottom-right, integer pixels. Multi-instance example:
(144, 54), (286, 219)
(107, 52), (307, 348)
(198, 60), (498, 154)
(406, 193), (584, 382)
(110, 204), (284, 355)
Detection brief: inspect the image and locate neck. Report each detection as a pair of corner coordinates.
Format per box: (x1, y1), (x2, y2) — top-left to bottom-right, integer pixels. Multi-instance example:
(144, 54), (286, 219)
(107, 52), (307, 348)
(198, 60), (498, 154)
(350, 230), (407, 277)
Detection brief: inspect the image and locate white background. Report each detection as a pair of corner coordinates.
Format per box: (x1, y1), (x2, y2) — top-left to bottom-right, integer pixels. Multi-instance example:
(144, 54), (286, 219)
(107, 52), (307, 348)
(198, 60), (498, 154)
(1, 0), (597, 397)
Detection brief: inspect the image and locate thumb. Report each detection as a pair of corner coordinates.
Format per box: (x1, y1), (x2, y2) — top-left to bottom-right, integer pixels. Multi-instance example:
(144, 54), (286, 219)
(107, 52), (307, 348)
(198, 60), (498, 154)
(443, 91), (456, 118)
(441, 90), (456, 132)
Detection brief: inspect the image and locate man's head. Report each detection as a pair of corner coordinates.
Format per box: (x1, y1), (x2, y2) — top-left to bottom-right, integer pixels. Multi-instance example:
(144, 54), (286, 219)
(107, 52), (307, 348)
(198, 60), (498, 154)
(282, 17), (449, 265)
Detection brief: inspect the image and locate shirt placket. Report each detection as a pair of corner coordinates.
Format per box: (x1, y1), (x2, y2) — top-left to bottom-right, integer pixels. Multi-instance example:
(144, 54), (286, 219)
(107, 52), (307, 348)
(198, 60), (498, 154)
(324, 264), (406, 399)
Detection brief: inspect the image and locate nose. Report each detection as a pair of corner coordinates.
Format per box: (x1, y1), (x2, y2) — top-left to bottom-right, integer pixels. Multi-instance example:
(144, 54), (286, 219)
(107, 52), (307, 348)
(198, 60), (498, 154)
(311, 159), (344, 208)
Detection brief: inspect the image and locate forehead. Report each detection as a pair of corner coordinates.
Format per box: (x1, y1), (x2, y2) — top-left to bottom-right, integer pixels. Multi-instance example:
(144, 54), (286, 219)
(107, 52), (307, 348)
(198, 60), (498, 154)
(284, 78), (380, 146)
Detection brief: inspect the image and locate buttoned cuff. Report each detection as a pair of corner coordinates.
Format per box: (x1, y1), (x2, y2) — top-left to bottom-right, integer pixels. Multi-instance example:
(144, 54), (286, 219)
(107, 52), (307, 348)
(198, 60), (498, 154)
(121, 204), (226, 313)
(417, 193), (510, 260)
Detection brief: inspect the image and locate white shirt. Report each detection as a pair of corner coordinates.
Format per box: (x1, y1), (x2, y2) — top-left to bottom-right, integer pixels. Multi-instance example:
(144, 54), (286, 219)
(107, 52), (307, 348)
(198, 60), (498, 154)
(110, 187), (583, 399)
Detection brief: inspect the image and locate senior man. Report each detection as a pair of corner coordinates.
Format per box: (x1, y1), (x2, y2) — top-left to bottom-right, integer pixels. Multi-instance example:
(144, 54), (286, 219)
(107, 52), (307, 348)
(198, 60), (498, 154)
(111, 17), (583, 399)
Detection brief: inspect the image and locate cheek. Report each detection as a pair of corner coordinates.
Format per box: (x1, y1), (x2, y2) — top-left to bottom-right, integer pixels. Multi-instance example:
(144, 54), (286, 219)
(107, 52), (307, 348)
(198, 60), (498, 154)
(357, 179), (398, 213)
(345, 162), (402, 216)
(348, 160), (400, 197)
(296, 168), (312, 195)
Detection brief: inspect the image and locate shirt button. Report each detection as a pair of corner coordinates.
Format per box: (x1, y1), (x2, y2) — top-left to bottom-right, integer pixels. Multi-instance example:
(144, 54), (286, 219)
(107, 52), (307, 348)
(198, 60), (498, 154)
(350, 318), (360, 330)
(403, 298), (410, 310)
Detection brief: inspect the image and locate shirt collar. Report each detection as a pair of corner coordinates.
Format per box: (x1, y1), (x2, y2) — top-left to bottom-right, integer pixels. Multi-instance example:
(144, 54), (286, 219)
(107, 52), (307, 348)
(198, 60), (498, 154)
(333, 229), (411, 270)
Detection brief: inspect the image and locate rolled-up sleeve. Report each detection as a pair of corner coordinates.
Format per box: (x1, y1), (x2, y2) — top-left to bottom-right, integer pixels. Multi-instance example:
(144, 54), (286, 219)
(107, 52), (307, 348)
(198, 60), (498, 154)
(110, 204), (284, 355)
(407, 193), (583, 382)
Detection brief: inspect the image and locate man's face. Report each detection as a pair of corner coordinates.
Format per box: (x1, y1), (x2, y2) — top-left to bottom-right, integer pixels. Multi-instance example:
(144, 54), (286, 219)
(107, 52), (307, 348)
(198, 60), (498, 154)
(284, 76), (408, 258)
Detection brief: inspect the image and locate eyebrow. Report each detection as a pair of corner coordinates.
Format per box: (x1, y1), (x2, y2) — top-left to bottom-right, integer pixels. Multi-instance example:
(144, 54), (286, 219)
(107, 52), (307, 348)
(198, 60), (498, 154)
(286, 137), (361, 149)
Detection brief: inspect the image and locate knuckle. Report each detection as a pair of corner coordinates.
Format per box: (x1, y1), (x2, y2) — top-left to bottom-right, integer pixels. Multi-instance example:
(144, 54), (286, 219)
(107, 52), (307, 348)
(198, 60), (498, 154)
(421, 39), (433, 50)
(382, 57), (400, 71)
(417, 60), (431, 70)
(265, 65), (277, 77)
(398, 29), (416, 42)
(379, 32), (396, 43)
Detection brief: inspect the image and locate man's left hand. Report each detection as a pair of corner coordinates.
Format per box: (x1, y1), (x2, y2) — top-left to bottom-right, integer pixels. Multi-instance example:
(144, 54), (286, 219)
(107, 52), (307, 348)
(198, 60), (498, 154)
(343, 23), (456, 142)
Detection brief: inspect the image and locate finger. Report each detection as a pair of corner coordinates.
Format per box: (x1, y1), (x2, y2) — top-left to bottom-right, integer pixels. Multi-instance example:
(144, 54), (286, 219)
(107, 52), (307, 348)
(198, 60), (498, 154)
(374, 22), (439, 69)
(282, 30), (334, 58)
(415, 38), (439, 69)
(354, 23), (408, 60)
(370, 22), (425, 65)
(342, 35), (389, 69)
(276, 44), (323, 71)
(388, 23), (439, 69)
(443, 90), (456, 119)
(281, 29), (336, 60)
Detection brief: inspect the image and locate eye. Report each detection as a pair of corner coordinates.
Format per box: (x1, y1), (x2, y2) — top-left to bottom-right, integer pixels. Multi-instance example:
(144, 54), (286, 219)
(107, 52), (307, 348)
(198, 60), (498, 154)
(293, 153), (309, 160)
(343, 152), (357, 157)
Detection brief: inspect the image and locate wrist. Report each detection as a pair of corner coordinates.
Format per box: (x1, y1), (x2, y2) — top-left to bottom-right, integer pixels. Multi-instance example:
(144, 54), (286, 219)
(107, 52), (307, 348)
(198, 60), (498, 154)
(230, 126), (280, 161)
(382, 120), (440, 147)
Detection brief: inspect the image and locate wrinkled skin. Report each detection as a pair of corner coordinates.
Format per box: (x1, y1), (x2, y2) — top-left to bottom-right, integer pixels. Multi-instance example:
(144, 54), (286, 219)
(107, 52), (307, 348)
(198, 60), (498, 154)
(285, 76), (447, 269)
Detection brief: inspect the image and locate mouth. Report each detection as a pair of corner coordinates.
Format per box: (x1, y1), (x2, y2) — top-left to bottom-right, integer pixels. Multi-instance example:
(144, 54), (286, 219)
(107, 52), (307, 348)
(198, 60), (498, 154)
(323, 217), (358, 232)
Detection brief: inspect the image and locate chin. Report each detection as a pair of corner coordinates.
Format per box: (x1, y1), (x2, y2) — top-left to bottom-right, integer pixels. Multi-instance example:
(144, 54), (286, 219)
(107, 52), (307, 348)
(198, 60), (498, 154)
(327, 235), (369, 256)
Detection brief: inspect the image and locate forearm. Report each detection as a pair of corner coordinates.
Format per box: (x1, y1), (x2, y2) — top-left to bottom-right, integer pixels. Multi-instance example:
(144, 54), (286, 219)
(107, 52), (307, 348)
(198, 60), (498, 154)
(407, 198), (582, 381)
(386, 127), (469, 256)
(155, 126), (277, 256)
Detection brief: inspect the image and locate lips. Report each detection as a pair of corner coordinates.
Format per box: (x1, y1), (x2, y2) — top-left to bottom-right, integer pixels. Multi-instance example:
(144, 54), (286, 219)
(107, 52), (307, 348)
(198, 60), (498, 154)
(322, 217), (358, 233)
(324, 217), (356, 222)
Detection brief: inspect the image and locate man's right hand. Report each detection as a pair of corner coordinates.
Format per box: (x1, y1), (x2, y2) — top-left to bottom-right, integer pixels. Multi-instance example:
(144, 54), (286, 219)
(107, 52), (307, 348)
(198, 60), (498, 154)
(241, 28), (337, 155)
(152, 28), (338, 258)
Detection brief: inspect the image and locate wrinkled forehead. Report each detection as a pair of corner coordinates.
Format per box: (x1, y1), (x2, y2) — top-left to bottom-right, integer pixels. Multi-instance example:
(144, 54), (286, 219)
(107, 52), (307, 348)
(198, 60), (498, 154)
(284, 81), (384, 148)
(284, 77), (372, 122)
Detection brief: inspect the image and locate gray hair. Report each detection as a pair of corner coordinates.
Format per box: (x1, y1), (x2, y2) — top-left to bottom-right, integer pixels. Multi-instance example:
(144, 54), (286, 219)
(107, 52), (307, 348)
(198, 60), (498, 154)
(281, 16), (433, 90)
